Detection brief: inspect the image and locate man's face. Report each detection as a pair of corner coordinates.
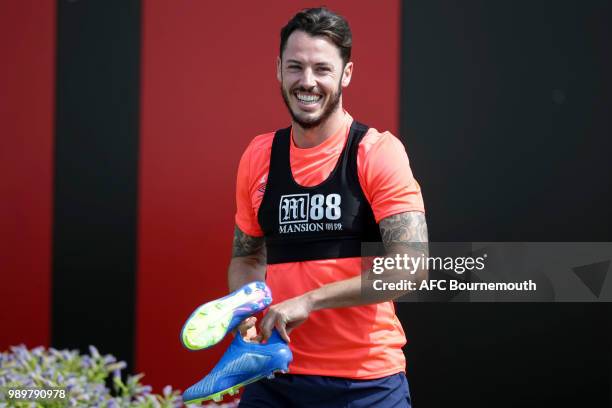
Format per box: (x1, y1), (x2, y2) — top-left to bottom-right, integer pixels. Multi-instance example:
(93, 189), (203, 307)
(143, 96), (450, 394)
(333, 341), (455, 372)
(277, 30), (353, 129)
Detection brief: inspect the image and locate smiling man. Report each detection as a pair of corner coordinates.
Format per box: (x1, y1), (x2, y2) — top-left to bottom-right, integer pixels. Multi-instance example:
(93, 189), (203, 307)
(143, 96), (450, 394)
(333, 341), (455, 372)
(231, 7), (427, 408)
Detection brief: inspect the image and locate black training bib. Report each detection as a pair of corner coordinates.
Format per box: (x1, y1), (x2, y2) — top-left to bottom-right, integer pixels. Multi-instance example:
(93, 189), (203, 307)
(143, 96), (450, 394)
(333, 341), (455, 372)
(258, 121), (381, 264)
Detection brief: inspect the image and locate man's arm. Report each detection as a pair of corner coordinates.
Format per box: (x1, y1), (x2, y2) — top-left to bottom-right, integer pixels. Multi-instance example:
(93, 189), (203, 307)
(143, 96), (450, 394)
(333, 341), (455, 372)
(228, 225), (266, 337)
(258, 211), (428, 342)
(228, 225), (266, 291)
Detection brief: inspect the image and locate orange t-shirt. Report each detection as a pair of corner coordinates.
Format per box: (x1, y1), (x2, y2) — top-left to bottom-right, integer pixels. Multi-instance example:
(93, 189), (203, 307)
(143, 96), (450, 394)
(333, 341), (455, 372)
(235, 112), (425, 379)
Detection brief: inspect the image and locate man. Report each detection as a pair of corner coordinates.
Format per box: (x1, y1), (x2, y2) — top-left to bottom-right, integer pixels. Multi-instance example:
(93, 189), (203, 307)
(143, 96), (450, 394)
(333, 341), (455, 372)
(231, 7), (427, 408)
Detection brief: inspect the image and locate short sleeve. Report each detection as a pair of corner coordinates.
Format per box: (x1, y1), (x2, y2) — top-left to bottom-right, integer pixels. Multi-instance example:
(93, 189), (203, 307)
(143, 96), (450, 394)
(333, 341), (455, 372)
(235, 143), (264, 237)
(358, 131), (425, 223)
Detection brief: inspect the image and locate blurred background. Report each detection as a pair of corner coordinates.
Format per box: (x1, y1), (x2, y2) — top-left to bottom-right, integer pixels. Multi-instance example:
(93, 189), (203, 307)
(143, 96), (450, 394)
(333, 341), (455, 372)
(1, 0), (611, 407)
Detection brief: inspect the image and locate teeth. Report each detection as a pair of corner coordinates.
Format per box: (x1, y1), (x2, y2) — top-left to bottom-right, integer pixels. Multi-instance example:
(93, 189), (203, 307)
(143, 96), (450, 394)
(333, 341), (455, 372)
(296, 93), (321, 103)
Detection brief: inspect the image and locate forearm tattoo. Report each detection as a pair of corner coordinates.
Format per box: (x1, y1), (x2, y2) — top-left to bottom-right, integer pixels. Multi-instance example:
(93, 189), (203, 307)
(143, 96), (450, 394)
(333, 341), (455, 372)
(232, 226), (266, 260)
(379, 212), (429, 253)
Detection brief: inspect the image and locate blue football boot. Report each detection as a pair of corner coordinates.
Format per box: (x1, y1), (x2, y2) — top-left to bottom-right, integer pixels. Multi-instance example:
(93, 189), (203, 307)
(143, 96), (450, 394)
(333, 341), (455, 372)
(180, 281), (272, 351)
(182, 329), (293, 404)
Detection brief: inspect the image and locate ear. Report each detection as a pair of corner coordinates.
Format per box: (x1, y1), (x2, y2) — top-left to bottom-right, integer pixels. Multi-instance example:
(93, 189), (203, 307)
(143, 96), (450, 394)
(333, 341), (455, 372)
(276, 57), (282, 83)
(341, 61), (353, 88)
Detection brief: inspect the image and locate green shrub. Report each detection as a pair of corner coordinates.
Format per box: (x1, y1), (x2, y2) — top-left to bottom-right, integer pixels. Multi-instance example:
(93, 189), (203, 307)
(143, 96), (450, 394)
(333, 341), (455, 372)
(0, 344), (237, 407)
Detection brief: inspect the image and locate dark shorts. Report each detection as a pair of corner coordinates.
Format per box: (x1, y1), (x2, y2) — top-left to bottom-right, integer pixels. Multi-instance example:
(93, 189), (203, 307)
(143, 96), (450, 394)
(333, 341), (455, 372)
(239, 372), (411, 408)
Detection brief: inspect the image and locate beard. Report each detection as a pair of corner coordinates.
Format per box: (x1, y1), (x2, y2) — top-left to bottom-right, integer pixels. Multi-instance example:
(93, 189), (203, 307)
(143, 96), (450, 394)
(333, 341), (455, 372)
(280, 78), (342, 130)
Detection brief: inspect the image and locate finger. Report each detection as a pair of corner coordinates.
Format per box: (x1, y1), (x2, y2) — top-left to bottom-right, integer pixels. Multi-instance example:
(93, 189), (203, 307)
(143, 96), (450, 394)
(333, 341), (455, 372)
(259, 311), (276, 342)
(286, 318), (305, 335)
(231, 318), (249, 337)
(275, 319), (291, 343)
(239, 316), (257, 336)
(244, 326), (259, 342)
(232, 316), (255, 336)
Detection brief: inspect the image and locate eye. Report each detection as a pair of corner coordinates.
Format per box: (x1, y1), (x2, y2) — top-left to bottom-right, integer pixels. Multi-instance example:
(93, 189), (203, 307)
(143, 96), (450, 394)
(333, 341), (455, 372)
(287, 65), (301, 71)
(317, 67), (331, 73)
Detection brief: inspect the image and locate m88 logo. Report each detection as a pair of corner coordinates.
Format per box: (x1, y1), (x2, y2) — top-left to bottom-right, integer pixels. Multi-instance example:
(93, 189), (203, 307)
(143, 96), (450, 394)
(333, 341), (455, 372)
(279, 193), (342, 224)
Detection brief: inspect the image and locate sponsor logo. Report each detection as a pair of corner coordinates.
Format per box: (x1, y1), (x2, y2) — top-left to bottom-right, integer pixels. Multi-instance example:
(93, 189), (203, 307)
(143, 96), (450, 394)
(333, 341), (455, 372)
(279, 194), (310, 224)
(278, 193), (343, 234)
(279, 222), (343, 234)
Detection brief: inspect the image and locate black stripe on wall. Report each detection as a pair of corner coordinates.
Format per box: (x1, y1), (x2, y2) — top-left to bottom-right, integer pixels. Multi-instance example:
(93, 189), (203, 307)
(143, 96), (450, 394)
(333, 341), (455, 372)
(400, 1), (612, 243)
(52, 0), (141, 371)
(398, 2), (611, 408)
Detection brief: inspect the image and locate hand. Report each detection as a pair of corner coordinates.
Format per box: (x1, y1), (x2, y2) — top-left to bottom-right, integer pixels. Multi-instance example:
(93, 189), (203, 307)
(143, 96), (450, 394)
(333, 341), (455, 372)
(258, 294), (313, 343)
(234, 316), (259, 342)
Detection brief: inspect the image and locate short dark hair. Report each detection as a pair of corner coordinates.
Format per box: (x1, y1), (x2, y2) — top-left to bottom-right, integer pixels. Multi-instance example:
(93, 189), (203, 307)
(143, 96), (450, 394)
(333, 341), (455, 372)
(280, 7), (352, 66)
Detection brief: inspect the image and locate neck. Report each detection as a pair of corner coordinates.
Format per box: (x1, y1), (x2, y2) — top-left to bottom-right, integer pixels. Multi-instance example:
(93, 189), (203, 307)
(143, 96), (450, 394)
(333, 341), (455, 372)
(292, 106), (345, 148)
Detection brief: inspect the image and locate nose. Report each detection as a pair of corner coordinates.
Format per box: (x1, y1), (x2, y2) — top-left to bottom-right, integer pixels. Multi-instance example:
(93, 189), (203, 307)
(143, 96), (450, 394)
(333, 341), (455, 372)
(299, 67), (316, 90)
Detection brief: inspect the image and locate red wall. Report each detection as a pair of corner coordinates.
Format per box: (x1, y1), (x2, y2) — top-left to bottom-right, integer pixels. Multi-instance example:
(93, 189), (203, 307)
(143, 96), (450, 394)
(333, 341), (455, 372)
(0, 1), (55, 350)
(137, 0), (399, 392)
